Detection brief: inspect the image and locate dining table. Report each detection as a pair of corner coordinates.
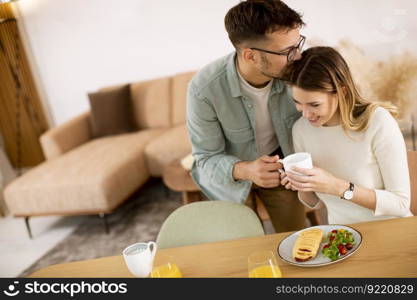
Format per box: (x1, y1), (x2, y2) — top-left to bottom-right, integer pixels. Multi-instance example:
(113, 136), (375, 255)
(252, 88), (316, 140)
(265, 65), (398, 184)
(29, 216), (417, 278)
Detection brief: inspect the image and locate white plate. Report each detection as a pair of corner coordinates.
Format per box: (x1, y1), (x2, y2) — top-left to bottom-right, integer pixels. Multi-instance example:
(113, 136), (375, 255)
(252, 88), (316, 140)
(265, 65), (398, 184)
(277, 225), (362, 267)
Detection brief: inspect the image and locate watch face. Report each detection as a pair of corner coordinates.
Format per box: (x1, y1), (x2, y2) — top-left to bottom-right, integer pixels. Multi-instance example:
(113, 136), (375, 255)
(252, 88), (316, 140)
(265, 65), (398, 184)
(344, 190), (354, 200)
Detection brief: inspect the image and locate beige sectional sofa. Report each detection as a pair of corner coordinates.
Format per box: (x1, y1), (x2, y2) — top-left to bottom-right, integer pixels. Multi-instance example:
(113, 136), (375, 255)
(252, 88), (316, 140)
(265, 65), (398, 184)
(4, 71), (195, 236)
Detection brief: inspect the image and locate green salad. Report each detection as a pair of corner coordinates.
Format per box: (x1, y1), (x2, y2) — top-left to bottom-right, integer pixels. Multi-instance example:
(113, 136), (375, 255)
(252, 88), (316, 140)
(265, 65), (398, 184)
(322, 229), (355, 261)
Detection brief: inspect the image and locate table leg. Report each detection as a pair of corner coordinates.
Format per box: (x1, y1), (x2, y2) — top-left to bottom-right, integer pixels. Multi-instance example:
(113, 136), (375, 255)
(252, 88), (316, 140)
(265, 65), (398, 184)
(182, 191), (201, 205)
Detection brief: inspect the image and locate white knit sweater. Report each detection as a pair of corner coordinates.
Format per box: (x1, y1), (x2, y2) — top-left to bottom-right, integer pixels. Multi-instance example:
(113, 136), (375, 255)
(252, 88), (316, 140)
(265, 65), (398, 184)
(292, 107), (413, 224)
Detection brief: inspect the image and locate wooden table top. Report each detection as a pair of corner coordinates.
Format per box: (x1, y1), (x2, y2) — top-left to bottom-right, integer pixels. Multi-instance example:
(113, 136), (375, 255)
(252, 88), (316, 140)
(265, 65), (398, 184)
(162, 160), (199, 192)
(29, 216), (417, 278)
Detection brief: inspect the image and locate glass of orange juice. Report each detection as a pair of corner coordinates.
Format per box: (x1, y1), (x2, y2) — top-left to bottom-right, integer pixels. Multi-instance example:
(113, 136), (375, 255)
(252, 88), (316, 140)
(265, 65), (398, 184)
(151, 255), (183, 278)
(248, 250), (282, 278)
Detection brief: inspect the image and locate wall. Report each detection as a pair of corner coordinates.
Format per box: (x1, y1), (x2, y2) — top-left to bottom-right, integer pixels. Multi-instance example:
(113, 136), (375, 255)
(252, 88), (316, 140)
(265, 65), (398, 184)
(287, 0), (416, 56)
(16, 0), (417, 125)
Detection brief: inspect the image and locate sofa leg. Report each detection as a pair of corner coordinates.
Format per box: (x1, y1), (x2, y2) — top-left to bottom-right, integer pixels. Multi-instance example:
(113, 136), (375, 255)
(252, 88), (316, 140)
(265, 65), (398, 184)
(99, 213), (110, 234)
(24, 217), (33, 239)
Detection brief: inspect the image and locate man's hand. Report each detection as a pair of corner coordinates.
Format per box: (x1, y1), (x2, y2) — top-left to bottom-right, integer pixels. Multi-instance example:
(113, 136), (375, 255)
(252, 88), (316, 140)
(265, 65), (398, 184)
(233, 155), (283, 188)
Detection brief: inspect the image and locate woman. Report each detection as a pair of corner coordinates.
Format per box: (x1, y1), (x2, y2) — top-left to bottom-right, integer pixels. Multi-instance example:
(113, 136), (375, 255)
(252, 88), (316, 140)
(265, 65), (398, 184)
(280, 46), (413, 224)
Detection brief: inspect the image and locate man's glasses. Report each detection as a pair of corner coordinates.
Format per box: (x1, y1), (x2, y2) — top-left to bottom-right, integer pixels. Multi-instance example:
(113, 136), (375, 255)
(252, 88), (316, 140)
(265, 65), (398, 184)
(250, 35), (306, 62)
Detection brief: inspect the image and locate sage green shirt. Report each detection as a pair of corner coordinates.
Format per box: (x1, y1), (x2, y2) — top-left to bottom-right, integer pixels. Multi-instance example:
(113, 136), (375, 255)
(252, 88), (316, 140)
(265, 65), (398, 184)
(186, 52), (301, 203)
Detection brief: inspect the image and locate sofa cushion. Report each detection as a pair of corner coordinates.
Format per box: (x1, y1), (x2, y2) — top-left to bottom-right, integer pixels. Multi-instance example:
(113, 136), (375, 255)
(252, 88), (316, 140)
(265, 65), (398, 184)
(4, 129), (166, 216)
(130, 77), (171, 130)
(171, 72), (196, 126)
(144, 124), (192, 177)
(88, 84), (135, 138)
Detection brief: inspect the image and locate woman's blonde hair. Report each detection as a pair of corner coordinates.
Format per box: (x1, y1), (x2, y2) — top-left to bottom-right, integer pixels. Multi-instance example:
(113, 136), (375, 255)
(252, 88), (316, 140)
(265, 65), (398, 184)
(281, 46), (398, 132)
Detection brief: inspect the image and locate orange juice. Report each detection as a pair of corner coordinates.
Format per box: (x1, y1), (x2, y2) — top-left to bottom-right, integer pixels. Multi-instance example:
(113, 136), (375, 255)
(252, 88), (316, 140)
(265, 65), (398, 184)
(249, 265), (282, 278)
(151, 263), (182, 278)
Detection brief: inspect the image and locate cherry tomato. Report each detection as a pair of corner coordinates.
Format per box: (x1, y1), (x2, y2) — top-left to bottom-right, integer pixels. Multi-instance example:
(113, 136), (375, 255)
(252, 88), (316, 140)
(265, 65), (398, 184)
(323, 244), (330, 249)
(338, 245), (347, 255)
(345, 243), (353, 250)
(332, 230), (338, 234)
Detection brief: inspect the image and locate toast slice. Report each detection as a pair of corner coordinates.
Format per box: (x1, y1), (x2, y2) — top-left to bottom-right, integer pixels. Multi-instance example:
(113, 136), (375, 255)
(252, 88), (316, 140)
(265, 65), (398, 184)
(292, 228), (323, 262)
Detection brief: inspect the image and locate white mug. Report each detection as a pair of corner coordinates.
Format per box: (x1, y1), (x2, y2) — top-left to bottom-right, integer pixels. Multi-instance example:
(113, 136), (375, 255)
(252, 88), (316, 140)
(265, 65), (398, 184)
(279, 152), (312, 176)
(123, 241), (157, 277)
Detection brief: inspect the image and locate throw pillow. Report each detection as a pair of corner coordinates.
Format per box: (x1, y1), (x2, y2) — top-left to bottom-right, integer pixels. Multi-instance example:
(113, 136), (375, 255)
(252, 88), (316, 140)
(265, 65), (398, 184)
(88, 84), (134, 138)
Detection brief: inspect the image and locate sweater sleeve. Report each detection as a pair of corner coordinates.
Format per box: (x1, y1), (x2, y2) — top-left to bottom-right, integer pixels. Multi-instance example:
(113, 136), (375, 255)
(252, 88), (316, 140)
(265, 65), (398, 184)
(292, 119), (305, 153)
(371, 108), (413, 217)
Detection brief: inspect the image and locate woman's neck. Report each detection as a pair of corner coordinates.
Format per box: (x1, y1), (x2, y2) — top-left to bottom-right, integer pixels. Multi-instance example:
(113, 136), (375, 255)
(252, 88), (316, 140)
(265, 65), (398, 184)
(323, 112), (341, 127)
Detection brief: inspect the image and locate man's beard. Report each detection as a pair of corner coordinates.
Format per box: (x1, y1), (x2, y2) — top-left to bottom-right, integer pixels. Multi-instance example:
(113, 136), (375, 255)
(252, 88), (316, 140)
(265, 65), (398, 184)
(260, 53), (284, 79)
(260, 69), (282, 79)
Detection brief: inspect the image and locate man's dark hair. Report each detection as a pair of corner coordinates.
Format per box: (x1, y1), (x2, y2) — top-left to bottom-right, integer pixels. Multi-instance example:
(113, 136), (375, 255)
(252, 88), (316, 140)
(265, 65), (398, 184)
(225, 0), (304, 49)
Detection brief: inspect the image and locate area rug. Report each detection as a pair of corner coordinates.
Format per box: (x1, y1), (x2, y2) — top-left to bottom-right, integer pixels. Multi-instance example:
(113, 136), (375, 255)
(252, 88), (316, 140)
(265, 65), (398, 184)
(19, 179), (182, 277)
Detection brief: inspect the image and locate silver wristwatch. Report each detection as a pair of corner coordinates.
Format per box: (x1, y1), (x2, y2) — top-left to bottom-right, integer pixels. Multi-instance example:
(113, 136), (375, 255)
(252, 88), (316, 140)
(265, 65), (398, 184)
(341, 182), (354, 201)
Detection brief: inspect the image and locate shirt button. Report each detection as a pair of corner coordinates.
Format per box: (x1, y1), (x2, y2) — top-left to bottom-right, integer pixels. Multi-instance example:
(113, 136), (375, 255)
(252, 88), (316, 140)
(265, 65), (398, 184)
(247, 104), (253, 108)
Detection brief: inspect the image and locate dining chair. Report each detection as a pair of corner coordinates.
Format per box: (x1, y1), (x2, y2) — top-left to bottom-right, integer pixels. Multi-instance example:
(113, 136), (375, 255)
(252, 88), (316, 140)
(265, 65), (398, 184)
(407, 150), (417, 215)
(156, 200), (265, 249)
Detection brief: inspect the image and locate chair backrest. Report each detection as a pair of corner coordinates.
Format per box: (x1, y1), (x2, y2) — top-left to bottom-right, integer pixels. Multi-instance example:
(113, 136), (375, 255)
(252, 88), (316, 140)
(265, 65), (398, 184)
(156, 201), (265, 249)
(407, 151), (417, 215)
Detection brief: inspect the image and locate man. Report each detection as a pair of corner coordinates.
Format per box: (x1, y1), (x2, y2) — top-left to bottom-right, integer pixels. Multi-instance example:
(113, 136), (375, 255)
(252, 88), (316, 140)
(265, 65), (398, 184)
(186, 0), (306, 233)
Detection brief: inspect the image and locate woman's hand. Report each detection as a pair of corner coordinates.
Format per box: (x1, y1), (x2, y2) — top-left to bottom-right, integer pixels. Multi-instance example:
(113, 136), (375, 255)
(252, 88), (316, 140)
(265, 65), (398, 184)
(279, 169), (297, 191)
(285, 166), (349, 196)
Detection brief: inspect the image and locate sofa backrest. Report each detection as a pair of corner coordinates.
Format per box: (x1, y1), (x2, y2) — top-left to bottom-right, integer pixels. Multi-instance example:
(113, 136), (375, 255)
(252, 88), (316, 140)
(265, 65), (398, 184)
(171, 72), (195, 126)
(130, 77), (172, 130)
(99, 71), (195, 130)
(128, 71), (196, 130)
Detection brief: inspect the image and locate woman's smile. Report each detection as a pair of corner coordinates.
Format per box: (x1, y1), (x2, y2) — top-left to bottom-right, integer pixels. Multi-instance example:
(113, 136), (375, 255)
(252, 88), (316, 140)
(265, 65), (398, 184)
(308, 116), (320, 124)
